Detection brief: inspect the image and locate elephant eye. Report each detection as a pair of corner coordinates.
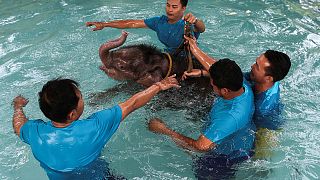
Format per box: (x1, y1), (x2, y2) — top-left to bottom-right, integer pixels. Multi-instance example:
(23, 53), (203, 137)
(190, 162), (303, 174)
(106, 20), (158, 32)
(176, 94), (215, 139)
(116, 63), (125, 70)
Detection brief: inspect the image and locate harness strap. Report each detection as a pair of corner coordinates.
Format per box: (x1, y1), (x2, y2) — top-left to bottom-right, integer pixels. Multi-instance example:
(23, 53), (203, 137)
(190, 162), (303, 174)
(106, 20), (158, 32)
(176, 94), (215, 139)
(186, 44), (193, 72)
(163, 52), (173, 79)
(172, 21), (194, 72)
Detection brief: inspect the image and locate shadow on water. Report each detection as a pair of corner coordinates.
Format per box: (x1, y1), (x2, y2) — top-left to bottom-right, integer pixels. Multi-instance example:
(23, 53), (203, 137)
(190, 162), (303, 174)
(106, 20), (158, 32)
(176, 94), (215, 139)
(88, 77), (215, 122)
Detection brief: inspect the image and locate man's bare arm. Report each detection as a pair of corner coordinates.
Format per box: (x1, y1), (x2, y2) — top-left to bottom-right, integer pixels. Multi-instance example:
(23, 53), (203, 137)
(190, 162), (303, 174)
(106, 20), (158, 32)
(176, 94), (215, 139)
(119, 75), (180, 121)
(86, 20), (147, 31)
(184, 36), (217, 71)
(148, 118), (214, 152)
(12, 95), (29, 136)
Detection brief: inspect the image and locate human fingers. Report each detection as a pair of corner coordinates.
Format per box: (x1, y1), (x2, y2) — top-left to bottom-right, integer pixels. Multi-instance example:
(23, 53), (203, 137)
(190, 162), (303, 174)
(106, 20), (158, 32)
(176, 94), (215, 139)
(184, 35), (196, 45)
(181, 73), (187, 81)
(121, 30), (129, 36)
(185, 13), (197, 24)
(148, 118), (166, 132)
(150, 118), (165, 124)
(189, 16), (197, 24)
(167, 76), (179, 85)
(85, 22), (96, 27)
(183, 13), (192, 21)
(168, 74), (176, 78)
(13, 95), (28, 106)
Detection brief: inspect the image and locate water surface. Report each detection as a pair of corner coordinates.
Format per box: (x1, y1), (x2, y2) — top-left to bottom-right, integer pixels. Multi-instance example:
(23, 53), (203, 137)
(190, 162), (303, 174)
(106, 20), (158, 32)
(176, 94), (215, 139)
(0, 0), (319, 179)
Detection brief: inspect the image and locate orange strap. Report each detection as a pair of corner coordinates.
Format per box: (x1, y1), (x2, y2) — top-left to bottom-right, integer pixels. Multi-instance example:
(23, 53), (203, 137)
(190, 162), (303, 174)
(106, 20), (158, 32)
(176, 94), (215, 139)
(164, 53), (173, 78)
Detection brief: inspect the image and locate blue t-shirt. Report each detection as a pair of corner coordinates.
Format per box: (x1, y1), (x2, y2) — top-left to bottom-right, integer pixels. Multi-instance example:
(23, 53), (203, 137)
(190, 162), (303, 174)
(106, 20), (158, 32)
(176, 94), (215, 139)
(20, 105), (122, 179)
(203, 81), (255, 160)
(144, 15), (200, 53)
(244, 72), (283, 130)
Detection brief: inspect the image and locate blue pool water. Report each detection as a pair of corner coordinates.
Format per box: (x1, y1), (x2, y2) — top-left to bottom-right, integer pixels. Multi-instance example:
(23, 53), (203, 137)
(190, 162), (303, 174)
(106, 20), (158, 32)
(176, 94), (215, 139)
(0, 0), (319, 179)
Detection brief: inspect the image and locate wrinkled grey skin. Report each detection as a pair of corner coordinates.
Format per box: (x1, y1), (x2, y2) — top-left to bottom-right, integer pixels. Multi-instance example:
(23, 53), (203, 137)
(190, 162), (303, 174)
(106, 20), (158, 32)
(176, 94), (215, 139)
(94, 31), (215, 121)
(99, 31), (189, 87)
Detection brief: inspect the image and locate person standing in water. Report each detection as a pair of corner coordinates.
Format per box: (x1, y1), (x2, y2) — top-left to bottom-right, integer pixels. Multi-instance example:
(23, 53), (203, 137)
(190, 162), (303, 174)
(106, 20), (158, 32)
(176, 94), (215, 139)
(12, 76), (179, 179)
(86, 0), (205, 54)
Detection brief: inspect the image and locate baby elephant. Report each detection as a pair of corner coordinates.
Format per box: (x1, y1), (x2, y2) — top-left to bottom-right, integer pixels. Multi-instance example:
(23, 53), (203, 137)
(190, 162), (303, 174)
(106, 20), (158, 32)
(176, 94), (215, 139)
(99, 31), (193, 87)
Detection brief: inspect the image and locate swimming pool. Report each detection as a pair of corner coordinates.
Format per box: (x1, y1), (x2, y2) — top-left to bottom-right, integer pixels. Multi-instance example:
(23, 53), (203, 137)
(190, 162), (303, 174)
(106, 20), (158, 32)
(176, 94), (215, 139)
(0, 0), (319, 179)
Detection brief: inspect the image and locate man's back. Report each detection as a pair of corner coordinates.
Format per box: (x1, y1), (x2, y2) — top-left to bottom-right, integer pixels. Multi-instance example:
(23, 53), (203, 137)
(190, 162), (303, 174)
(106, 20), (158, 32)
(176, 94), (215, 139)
(203, 81), (255, 159)
(20, 105), (122, 178)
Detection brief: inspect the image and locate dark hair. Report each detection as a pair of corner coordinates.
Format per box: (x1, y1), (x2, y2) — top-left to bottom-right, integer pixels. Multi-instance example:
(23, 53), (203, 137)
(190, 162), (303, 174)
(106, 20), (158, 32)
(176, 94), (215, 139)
(38, 78), (80, 123)
(264, 50), (291, 82)
(180, 0), (188, 7)
(209, 58), (243, 91)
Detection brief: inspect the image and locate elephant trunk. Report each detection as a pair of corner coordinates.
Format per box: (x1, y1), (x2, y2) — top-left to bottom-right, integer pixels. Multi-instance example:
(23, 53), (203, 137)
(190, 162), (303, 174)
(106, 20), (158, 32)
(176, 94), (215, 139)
(99, 31), (128, 67)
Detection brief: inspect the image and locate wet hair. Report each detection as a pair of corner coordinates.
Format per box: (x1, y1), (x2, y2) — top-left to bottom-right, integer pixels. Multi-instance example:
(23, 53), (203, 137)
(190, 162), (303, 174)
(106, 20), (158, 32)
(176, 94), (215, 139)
(264, 50), (291, 82)
(209, 58), (243, 91)
(38, 78), (80, 123)
(180, 0), (188, 7)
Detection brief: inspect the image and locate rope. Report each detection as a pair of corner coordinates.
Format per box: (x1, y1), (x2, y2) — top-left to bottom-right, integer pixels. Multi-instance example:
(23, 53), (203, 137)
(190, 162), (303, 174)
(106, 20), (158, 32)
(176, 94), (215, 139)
(163, 52), (173, 79)
(185, 43), (193, 72)
(172, 21), (194, 72)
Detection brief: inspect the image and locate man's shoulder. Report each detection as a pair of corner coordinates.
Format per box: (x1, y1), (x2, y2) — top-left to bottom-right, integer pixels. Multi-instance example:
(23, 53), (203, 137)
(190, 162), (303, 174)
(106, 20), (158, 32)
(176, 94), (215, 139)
(145, 15), (167, 22)
(22, 119), (47, 128)
(86, 105), (122, 125)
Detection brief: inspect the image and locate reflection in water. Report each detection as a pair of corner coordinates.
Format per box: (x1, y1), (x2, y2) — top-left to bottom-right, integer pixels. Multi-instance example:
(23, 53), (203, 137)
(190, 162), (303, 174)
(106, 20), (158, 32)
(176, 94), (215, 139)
(0, 0), (320, 179)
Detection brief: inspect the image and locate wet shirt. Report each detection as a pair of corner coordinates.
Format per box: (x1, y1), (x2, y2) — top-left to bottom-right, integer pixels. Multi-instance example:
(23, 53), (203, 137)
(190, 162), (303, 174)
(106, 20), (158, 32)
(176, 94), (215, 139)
(203, 81), (256, 160)
(244, 72), (283, 130)
(20, 105), (122, 179)
(144, 15), (200, 53)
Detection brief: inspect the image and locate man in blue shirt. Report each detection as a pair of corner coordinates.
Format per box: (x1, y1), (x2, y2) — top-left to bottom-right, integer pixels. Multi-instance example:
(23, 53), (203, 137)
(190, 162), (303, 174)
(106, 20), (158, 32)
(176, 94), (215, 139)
(183, 46), (291, 130)
(244, 50), (291, 130)
(148, 59), (255, 179)
(182, 36), (291, 160)
(244, 50), (291, 159)
(86, 0), (205, 54)
(12, 76), (179, 179)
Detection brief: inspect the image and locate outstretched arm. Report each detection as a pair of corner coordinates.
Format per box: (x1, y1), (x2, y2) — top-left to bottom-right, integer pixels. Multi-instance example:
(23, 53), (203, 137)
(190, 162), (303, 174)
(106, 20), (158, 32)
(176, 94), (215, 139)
(181, 69), (209, 80)
(12, 95), (29, 136)
(86, 20), (147, 31)
(183, 13), (205, 33)
(184, 36), (217, 71)
(119, 75), (180, 121)
(148, 118), (214, 152)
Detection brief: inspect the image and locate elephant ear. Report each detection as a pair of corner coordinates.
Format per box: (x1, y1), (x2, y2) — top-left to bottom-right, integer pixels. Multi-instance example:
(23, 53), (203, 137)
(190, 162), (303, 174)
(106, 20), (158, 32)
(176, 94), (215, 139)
(136, 71), (163, 87)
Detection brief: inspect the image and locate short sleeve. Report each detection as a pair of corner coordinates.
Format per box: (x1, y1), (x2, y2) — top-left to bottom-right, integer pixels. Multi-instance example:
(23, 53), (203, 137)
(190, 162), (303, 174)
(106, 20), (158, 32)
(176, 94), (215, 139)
(144, 16), (161, 31)
(203, 114), (237, 144)
(243, 72), (250, 81)
(88, 105), (122, 138)
(20, 120), (42, 145)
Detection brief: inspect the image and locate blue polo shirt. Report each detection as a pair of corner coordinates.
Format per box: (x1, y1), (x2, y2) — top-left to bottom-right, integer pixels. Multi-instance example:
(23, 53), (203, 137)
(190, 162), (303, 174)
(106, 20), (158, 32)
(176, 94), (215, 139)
(244, 72), (284, 130)
(144, 15), (200, 53)
(203, 81), (255, 160)
(20, 105), (122, 179)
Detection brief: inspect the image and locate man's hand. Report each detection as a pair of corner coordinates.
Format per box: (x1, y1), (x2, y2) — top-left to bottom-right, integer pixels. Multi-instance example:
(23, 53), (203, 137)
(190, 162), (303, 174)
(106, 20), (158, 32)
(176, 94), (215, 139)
(86, 22), (105, 31)
(154, 74), (180, 91)
(184, 35), (198, 50)
(183, 13), (205, 33)
(183, 13), (198, 24)
(12, 95), (29, 136)
(182, 69), (202, 80)
(13, 95), (28, 109)
(148, 118), (172, 135)
(119, 75), (179, 121)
